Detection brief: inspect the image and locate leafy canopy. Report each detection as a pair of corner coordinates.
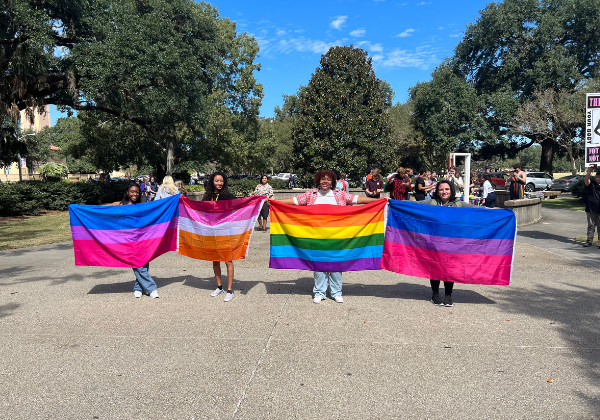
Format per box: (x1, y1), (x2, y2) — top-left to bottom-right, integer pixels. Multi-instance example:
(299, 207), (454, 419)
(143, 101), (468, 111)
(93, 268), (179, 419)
(292, 45), (393, 186)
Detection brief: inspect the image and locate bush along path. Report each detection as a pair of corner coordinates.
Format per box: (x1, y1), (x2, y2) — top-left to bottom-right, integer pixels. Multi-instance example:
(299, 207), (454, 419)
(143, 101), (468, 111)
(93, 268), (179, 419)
(0, 180), (129, 217)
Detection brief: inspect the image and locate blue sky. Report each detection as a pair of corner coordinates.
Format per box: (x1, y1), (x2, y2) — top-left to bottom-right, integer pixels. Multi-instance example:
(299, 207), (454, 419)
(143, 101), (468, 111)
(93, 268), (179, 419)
(50, 0), (491, 125)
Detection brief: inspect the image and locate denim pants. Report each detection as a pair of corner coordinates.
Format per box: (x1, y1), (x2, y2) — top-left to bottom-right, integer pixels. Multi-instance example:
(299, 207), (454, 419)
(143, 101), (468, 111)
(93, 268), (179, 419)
(313, 271), (342, 298)
(132, 263), (157, 293)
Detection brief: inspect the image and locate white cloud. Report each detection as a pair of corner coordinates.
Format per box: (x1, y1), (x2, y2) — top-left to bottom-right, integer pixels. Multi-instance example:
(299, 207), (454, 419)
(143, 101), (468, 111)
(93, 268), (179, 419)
(330, 15), (348, 30)
(416, 1), (431, 5)
(350, 28), (366, 37)
(438, 26), (444, 30)
(372, 54), (384, 61)
(449, 33), (461, 37)
(294, 29), (305, 33)
(395, 28), (415, 38)
(379, 45), (440, 70)
(276, 29), (287, 36)
(356, 41), (383, 53)
(255, 35), (346, 56)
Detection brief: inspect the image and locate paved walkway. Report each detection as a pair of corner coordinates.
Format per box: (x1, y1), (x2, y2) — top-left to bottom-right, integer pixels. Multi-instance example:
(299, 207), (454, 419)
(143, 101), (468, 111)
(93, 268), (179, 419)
(1, 206), (600, 419)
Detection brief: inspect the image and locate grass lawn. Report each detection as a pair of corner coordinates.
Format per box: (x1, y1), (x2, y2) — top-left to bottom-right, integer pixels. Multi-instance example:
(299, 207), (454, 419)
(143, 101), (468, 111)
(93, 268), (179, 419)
(541, 197), (586, 212)
(0, 212), (71, 251)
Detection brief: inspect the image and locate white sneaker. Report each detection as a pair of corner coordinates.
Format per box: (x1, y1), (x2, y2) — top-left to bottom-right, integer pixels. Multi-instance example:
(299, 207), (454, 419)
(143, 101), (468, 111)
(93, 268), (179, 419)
(210, 288), (224, 297)
(149, 290), (159, 299)
(224, 292), (234, 302)
(313, 295), (325, 304)
(133, 291), (142, 298)
(334, 295), (344, 303)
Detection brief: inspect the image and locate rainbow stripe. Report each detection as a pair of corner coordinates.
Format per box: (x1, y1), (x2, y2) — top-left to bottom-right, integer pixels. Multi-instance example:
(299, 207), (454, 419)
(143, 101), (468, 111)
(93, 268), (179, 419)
(178, 195), (264, 261)
(269, 199), (387, 272)
(380, 200), (516, 285)
(68, 194), (180, 267)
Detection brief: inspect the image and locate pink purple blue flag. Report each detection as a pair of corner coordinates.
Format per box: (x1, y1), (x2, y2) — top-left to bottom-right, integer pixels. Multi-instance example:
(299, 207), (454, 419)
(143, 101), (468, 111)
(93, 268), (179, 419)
(380, 200), (516, 285)
(68, 194), (180, 267)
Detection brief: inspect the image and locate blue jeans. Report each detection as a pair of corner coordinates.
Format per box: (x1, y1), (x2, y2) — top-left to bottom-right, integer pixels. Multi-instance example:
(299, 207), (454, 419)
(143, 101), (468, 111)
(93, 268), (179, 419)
(313, 271), (342, 298)
(132, 263), (157, 293)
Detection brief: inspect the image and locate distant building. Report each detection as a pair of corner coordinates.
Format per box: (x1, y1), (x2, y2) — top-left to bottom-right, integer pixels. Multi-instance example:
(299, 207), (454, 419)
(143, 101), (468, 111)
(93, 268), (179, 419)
(1, 106), (67, 181)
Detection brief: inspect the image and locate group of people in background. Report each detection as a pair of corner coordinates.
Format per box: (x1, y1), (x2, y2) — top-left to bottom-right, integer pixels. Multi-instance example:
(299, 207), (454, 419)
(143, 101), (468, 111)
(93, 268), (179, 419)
(134, 176), (187, 202)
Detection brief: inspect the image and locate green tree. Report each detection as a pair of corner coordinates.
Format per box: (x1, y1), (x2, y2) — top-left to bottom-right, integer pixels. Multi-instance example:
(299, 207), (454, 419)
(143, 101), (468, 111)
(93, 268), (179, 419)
(292, 46), (393, 186)
(1, 0), (224, 173)
(201, 13), (263, 175)
(409, 63), (486, 167)
(453, 0), (600, 172)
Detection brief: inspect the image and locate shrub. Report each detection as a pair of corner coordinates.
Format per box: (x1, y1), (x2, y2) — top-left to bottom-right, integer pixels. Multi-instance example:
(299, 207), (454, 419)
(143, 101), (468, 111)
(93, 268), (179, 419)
(0, 180), (129, 217)
(38, 162), (68, 181)
(268, 179), (289, 190)
(570, 177), (586, 199)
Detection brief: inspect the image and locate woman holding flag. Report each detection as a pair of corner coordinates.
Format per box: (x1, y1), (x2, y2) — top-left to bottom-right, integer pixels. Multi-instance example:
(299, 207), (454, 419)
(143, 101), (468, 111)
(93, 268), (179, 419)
(203, 172), (238, 302)
(274, 170), (380, 304)
(420, 180), (476, 307)
(111, 182), (160, 299)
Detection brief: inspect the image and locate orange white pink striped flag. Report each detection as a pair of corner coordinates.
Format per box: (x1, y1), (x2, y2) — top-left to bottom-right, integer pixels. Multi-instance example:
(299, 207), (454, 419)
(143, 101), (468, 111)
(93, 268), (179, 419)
(178, 195), (265, 261)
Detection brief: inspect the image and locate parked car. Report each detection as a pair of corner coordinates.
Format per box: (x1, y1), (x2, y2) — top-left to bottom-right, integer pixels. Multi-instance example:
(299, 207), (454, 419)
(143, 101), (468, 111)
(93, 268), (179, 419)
(550, 174), (583, 192)
(477, 172), (509, 189)
(271, 173), (291, 182)
(524, 171), (553, 192)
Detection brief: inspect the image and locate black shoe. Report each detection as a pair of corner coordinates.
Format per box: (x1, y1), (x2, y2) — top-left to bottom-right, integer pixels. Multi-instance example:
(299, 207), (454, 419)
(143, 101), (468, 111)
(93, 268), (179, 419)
(583, 242), (592, 247)
(431, 293), (443, 306)
(444, 295), (453, 307)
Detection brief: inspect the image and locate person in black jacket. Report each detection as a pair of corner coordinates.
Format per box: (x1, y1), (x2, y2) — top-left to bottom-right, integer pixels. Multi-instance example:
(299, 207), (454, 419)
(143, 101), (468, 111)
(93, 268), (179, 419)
(203, 172), (237, 302)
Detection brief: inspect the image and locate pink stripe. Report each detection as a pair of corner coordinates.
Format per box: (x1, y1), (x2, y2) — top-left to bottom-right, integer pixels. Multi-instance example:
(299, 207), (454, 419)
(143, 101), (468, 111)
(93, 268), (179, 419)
(70, 219), (177, 243)
(73, 228), (177, 268)
(179, 201), (262, 226)
(380, 242), (512, 285)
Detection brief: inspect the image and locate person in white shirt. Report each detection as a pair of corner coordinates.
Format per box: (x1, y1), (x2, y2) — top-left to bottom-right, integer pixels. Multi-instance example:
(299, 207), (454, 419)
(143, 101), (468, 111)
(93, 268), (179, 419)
(480, 174), (497, 208)
(274, 170), (379, 304)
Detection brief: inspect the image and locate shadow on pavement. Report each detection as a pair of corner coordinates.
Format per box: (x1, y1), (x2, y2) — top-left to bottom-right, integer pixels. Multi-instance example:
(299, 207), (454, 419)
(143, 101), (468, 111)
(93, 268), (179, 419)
(0, 267), (37, 280)
(2, 269), (120, 286)
(499, 283), (600, 414)
(0, 242), (73, 257)
(181, 275), (495, 304)
(88, 275), (187, 294)
(0, 303), (19, 319)
(518, 230), (577, 245)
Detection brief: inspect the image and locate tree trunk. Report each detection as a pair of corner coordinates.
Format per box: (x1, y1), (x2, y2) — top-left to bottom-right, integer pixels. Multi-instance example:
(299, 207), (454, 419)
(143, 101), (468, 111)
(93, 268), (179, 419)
(166, 139), (175, 175)
(539, 139), (554, 175)
(566, 144), (577, 175)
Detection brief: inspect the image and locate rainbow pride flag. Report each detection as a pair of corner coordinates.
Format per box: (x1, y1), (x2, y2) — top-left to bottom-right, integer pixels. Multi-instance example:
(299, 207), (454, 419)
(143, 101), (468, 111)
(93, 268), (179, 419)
(178, 195), (264, 261)
(381, 200), (517, 285)
(269, 199), (387, 272)
(68, 194), (180, 267)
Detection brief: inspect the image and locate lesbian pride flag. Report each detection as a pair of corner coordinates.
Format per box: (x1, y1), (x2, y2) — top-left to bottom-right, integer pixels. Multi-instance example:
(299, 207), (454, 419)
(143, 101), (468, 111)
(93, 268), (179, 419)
(178, 195), (264, 261)
(69, 194), (180, 267)
(381, 200), (517, 285)
(269, 199), (387, 272)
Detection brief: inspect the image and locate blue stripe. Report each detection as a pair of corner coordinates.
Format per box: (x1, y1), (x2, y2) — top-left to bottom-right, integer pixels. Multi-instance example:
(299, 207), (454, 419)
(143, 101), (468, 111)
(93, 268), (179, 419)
(387, 200), (516, 240)
(270, 245), (384, 262)
(68, 194), (180, 230)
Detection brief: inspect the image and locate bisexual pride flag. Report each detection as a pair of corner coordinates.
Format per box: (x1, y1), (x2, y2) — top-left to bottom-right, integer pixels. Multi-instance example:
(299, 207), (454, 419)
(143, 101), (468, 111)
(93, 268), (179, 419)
(69, 194), (180, 267)
(178, 195), (264, 261)
(381, 200), (517, 285)
(269, 199), (387, 272)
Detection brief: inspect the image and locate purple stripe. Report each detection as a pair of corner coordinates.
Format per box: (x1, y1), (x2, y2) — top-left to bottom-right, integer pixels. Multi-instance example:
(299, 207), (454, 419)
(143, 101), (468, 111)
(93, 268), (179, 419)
(179, 203), (261, 226)
(70, 219), (178, 244)
(269, 257), (381, 272)
(385, 225), (514, 256)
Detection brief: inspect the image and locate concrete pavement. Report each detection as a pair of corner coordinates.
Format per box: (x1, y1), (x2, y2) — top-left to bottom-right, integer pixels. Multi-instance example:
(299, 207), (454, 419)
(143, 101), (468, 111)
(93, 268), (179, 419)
(1, 206), (600, 419)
